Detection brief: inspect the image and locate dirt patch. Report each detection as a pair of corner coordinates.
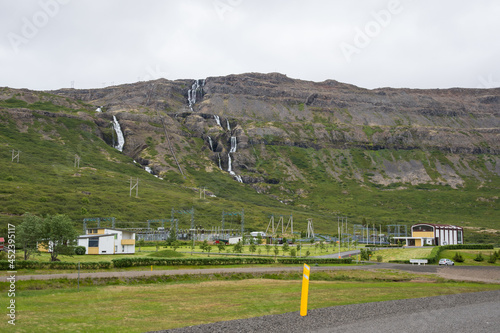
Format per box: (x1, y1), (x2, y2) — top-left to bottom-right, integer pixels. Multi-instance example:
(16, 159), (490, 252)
(438, 267), (500, 284)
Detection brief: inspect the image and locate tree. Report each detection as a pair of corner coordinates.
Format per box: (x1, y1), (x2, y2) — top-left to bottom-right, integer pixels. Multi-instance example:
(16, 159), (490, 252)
(249, 243), (256, 255)
(296, 244), (301, 256)
(256, 234), (263, 245)
(206, 244), (212, 257)
(165, 228), (177, 246)
(171, 240), (180, 252)
(233, 241), (243, 253)
(200, 240), (209, 252)
(290, 249), (297, 257)
(40, 214), (79, 262)
(265, 244), (271, 256)
(137, 239), (145, 252)
(320, 241), (325, 253)
(273, 243), (279, 259)
(18, 213), (43, 260)
(282, 242), (289, 256)
(217, 243), (225, 253)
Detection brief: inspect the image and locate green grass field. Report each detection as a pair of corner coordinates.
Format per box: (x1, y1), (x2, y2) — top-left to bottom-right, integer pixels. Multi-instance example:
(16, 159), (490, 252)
(1, 270), (499, 333)
(439, 249), (500, 266)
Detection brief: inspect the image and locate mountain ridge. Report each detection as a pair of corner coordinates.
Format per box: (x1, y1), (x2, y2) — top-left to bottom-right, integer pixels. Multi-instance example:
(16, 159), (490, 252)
(0, 74), (498, 238)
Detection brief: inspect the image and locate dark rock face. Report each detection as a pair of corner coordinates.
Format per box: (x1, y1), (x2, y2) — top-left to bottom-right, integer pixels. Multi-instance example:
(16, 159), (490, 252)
(26, 73), (497, 184)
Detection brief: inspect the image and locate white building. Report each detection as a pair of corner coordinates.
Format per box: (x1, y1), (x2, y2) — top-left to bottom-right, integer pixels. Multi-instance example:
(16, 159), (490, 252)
(78, 228), (135, 255)
(394, 223), (464, 246)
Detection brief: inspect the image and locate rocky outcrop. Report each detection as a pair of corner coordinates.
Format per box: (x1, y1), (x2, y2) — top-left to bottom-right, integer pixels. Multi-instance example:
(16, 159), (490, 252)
(2, 73), (499, 188)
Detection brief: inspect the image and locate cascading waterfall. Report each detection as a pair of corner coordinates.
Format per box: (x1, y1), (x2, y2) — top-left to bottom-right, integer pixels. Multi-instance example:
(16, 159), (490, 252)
(214, 115), (222, 127)
(227, 136), (243, 183)
(187, 79), (205, 111)
(229, 136), (237, 153)
(226, 119), (231, 131)
(208, 136), (214, 151)
(112, 115), (125, 152)
(218, 153), (222, 170)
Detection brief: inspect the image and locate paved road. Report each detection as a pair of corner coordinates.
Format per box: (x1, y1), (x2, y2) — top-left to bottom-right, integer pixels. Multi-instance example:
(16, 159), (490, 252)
(155, 290), (500, 333)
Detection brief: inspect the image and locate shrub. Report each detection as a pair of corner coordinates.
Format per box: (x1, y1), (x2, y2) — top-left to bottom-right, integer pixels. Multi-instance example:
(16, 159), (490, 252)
(453, 252), (465, 263)
(277, 258), (352, 265)
(75, 246), (86, 255)
(473, 252), (484, 262)
(377, 255), (383, 262)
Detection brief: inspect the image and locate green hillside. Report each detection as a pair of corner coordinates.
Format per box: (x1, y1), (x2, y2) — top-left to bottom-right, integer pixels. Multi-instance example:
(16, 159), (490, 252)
(0, 89), (499, 243)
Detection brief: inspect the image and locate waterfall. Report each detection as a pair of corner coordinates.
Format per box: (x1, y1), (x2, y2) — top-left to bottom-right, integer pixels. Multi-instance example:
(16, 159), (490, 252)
(230, 136), (237, 153)
(187, 79), (205, 111)
(227, 153), (243, 183)
(226, 119), (231, 131)
(214, 115), (222, 127)
(112, 116), (125, 152)
(227, 153), (234, 174)
(208, 136), (214, 151)
(218, 153), (222, 170)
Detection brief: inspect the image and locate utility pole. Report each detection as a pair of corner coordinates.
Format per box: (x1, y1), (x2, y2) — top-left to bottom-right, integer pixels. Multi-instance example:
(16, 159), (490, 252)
(11, 150), (20, 163)
(337, 216), (340, 259)
(129, 178), (139, 197)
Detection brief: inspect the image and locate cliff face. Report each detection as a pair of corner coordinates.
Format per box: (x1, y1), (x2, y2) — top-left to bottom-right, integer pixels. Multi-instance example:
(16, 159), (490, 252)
(4, 73), (500, 190)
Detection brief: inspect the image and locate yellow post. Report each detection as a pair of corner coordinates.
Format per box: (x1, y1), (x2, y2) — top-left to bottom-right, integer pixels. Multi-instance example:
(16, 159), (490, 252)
(300, 263), (311, 316)
(151, 265), (153, 271)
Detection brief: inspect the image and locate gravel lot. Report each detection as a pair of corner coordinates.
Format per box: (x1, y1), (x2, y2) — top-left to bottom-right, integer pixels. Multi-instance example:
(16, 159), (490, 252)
(153, 290), (500, 333)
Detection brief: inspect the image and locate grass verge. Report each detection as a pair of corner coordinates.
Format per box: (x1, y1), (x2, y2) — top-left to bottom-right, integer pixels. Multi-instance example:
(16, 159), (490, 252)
(0, 269), (499, 332)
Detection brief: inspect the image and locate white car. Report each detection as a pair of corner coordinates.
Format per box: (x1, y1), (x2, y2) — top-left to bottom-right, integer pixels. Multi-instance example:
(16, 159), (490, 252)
(439, 258), (455, 266)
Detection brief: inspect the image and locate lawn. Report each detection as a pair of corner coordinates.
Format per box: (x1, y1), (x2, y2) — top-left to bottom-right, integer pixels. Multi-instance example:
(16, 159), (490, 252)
(372, 247), (434, 262)
(1, 270), (499, 333)
(439, 249), (500, 266)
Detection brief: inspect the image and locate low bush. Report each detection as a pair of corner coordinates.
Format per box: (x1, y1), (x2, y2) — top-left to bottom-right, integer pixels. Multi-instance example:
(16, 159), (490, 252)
(0, 260), (110, 270)
(473, 252), (484, 262)
(277, 258), (352, 265)
(111, 257), (275, 268)
(75, 246), (86, 255)
(442, 244), (493, 250)
(452, 252), (465, 263)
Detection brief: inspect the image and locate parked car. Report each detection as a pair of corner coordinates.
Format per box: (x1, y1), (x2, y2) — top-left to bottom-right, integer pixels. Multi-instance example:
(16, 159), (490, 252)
(439, 258), (455, 266)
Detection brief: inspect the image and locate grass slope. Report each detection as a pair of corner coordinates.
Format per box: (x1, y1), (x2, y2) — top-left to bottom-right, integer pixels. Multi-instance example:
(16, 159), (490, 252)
(0, 107), (499, 240)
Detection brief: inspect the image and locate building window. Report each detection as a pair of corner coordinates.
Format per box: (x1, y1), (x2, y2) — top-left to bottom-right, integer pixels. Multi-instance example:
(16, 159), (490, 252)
(89, 238), (99, 247)
(413, 225), (433, 232)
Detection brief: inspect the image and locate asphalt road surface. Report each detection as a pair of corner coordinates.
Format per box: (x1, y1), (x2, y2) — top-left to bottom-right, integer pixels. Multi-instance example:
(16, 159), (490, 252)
(154, 290), (500, 333)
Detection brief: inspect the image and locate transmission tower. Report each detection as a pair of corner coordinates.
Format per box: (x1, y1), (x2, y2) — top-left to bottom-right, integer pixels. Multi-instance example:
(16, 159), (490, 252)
(11, 150), (20, 163)
(222, 209), (244, 236)
(129, 178), (139, 197)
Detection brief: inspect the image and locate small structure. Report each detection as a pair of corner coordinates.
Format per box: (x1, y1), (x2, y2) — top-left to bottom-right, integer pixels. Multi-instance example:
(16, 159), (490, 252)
(78, 228), (135, 254)
(0, 237), (4, 251)
(394, 223), (463, 246)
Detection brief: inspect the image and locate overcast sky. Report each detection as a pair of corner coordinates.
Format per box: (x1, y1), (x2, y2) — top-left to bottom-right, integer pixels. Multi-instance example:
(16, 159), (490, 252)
(1, 0), (499, 91)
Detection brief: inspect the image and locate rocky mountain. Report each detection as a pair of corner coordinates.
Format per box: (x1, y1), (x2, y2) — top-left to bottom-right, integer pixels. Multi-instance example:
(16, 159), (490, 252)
(45, 72), (499, 187)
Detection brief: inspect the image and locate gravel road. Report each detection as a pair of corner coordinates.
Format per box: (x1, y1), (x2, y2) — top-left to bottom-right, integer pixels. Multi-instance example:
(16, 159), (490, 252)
(3, 262), (499, 283)
(153, 290), (500, 333)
